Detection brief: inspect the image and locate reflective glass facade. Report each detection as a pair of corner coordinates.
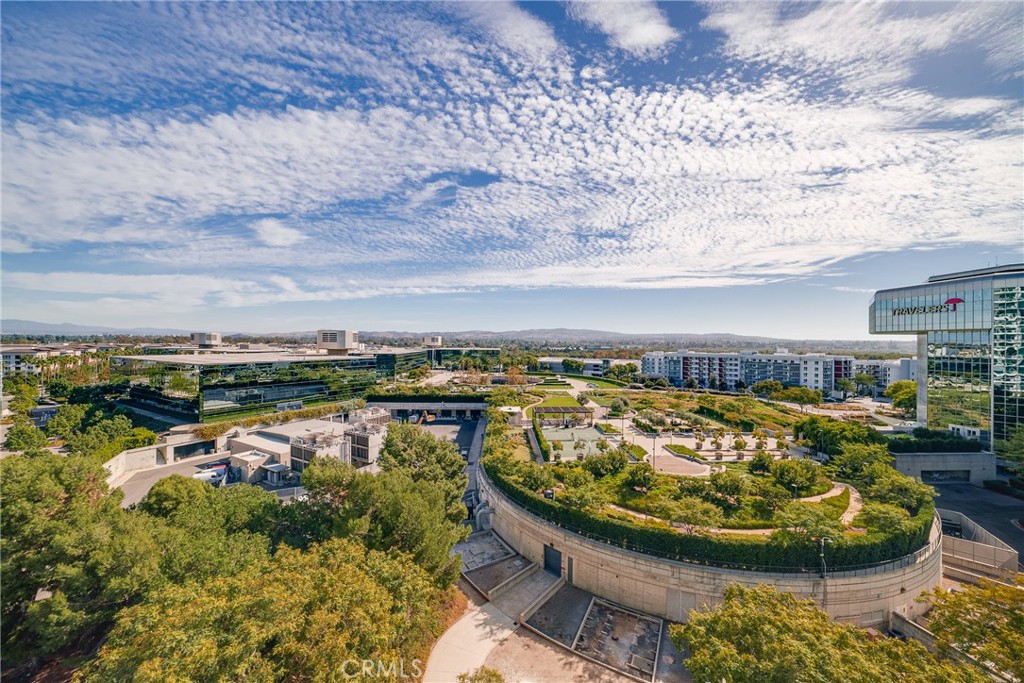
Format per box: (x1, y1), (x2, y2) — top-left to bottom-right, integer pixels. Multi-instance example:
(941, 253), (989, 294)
(992, 286), (1024, 442)
(113, 351), (429, 421)
(870, 265), (1024, 446)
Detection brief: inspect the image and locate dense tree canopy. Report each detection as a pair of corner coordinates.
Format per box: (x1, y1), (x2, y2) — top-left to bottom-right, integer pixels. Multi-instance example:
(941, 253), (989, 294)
(80, 539), (446, 683)
(673, 584), (987, 683)
(379, 423), (468, 522)
(925, 575), (1024, 682)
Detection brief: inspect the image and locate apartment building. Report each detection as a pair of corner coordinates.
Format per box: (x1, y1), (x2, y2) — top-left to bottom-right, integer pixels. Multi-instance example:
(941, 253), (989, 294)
(642, 349), (854, 394)
(853, 358), (916, 391)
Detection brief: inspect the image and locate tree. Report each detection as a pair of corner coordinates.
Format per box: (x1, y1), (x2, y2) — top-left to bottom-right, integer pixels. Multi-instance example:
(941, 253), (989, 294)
(709, 469), (746, 502)
(458, 666), (506, 683)
(854, 502), (911, 534)
(626, 462), (654, 491)
(884, 380), (917, 414)
(775, 432), (789, 453)
(138, 475), (214, 518)
(665, 497), (723, 533)
(775, 386), (823, 412)
(505, 365), (525, 386)
(772, 505), (843, 545)
(583, 450), (627, 478)
(750, 380), (783, 397)
(770, 459), (819, 495)
(693, 430), (705, 450)
(828, 443), (892, 481)
(379, 423), (468, 522)
(751, 479), (791, 515)
(835, 377), (856, 399)
(5, 421), (48, 452)
(854, 372), (879, 395)
(46, 376), (75, 399)
(82, 539), (446, 683)
(747, 450), (774, 475)
(732, 435), (747, 453)
(43, 402), (92, 438)
(673, 584), (987, 683)
(863, 468), (933, 513)
(683, 377), (698, 390)
(925, 574), (1024, 682)
(561, 358), (585, 373)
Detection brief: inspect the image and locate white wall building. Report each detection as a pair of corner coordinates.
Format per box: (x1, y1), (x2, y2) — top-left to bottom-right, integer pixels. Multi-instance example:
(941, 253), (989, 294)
(642, 349), (855, 394)
(853, 359), (917, 392)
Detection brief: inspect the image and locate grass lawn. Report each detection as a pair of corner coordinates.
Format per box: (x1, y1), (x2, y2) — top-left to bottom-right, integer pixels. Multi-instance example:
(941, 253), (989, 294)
(665, 443), (701, 458)
(624, 443), (647, 459)
(534, 393), (583, 408)
(595, 422), (620, 434)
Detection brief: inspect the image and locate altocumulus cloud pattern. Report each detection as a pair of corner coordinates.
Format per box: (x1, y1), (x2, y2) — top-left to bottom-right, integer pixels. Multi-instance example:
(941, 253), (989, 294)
(1, 1), (1021, 320)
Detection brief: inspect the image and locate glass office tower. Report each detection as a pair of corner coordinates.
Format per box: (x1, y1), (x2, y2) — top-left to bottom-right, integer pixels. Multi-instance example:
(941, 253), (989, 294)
(870, 264), (1024, 446)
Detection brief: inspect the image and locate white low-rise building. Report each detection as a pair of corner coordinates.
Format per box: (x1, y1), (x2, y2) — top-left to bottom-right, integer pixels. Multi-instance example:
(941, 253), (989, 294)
(642, 349), (855, 394)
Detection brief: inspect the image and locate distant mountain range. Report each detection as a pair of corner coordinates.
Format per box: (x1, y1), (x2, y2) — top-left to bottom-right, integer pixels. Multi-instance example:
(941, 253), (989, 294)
(1, 319), (915, 353)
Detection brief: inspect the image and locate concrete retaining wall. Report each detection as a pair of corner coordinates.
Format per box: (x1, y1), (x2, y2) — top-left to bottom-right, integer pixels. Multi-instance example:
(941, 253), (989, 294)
(893, 452), (996, 485)
(479, 470), (943, 628)
(103, 444), (167, 483)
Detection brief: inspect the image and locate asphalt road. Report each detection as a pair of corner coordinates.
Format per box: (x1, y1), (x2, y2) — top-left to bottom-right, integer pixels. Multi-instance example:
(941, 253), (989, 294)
(932, 483), (1024, 557)
(118, 452), (229, 507)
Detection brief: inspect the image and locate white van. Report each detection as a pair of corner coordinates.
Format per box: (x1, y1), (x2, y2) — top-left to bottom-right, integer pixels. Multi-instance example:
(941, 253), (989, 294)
(192, 469), (224, 485)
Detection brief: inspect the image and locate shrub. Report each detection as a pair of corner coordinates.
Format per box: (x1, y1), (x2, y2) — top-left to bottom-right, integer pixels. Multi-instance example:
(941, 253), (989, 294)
(532, 415), (551, 462)
(483, 458), (934, 572)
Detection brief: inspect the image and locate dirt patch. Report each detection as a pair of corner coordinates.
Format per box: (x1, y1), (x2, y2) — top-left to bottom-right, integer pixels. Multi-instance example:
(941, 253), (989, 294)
(574, 599), (662, 682)
(526, 582), (593, 646)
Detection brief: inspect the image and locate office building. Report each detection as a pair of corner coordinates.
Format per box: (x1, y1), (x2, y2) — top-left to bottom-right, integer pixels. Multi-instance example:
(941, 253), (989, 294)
(870, 264), (1023, 445)
(112, 346), (500, 422)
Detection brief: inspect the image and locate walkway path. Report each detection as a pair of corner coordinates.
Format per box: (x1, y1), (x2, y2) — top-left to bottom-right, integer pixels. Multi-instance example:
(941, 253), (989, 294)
(422, 600), (517, 683)
(606, 481), (863, 537)
(423, 566), (561, 683)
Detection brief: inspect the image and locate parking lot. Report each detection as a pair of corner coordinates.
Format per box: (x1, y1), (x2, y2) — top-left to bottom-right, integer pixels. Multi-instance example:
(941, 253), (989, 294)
(932, 483), (1024, 558)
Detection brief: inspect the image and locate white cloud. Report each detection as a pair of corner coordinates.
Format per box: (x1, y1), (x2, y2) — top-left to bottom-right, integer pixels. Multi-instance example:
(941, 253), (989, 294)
(251, 218), (306, 247)
(568, 1), (679, 57)
(1, 2), (1020, 323)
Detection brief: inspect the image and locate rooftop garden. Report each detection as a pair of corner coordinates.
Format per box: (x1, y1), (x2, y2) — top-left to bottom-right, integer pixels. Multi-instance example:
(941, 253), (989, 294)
(583, 390), (799, 431)
(481, 439), (935, 572)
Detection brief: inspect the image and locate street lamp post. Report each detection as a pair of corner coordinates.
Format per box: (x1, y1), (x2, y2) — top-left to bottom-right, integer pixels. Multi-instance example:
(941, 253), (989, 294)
(819, 537), (832, 610)
(651, 431), (658, 472)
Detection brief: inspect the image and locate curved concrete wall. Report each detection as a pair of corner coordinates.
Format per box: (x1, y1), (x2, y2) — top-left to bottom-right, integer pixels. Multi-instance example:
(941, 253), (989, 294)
(478, 470), (942, 627)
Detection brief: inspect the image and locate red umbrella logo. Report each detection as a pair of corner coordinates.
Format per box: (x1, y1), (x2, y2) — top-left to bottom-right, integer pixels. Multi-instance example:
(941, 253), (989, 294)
(944, 298), (964, 312)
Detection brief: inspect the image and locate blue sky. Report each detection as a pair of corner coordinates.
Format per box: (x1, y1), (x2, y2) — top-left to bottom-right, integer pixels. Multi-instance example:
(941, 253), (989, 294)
(1, 1), (1021, 339)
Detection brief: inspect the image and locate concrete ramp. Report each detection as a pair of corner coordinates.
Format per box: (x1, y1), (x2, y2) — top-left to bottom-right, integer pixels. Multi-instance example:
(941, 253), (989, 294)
(490, 567), (561, 622)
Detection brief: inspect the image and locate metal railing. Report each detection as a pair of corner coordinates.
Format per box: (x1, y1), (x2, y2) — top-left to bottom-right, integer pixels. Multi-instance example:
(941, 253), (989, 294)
(480, 466), (941, 577)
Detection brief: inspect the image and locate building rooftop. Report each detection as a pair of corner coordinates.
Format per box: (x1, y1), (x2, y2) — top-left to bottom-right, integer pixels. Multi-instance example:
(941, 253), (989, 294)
(926, 263), (1024, 283)
(113, 352), (379, 366)
(258, 419), (347, 440)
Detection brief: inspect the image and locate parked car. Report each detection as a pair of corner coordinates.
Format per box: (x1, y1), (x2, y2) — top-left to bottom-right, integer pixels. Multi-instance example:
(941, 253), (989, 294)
(193, 469), (225, 485)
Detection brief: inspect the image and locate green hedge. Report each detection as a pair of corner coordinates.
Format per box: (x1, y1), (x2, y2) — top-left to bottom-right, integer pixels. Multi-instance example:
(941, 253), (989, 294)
(694, 406), (756, 432)
(483, 460), (934, 572)
(526, 372), (628, 387)
(364, 392), (488, 403)
(532, 415), (551, 462)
